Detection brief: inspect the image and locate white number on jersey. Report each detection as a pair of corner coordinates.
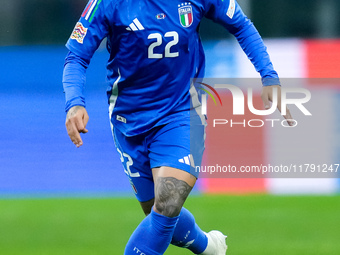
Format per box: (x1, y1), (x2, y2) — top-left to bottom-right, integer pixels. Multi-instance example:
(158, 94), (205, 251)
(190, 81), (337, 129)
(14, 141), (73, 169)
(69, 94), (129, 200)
(148, 31), (179, 59)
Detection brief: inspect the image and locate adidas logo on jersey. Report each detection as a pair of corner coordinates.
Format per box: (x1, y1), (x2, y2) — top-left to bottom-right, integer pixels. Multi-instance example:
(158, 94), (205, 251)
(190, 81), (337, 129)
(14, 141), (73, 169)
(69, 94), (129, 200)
(126, 18), (145, 31)
(178, 154), (195, 167)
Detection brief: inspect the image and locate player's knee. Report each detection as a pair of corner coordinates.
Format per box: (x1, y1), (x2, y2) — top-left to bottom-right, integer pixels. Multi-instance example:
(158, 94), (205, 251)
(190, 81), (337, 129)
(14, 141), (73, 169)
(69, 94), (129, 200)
(154, 177), (192, 218)
(154, 200), (183, 218)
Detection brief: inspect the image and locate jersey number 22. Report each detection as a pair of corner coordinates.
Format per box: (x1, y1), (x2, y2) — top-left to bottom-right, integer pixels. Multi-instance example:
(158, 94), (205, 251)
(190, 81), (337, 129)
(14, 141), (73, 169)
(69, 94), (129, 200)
(147, 31), (179, 59)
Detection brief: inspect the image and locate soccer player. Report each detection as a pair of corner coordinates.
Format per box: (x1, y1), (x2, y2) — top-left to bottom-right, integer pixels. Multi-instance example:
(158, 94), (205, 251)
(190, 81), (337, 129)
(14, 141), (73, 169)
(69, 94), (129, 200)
(63, 0), (292, 254)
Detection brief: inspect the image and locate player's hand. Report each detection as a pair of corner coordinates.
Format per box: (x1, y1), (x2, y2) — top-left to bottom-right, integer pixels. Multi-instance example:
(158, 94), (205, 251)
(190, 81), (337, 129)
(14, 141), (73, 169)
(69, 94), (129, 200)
(261, 85), (295, 126)
(65, 106), (89, 147)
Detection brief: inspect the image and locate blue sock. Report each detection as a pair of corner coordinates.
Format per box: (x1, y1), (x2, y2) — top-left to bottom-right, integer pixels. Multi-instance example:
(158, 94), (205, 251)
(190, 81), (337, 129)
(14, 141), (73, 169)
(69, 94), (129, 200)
(171, 207), (208, 254)
(124, 209), (179, 255)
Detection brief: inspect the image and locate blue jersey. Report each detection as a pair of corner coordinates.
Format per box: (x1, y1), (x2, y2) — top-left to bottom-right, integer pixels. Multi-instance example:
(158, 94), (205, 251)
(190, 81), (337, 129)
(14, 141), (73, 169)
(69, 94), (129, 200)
(63, 0), (279, 136)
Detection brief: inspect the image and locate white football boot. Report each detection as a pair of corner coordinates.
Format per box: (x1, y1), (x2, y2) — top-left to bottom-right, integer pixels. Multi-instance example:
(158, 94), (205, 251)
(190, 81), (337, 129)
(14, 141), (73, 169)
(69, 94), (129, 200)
(200, 230), (228, 255)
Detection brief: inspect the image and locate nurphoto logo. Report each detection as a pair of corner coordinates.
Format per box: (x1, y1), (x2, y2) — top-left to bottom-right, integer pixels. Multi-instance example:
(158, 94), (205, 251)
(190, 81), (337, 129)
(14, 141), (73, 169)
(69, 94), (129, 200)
(198, 82), (312, 128)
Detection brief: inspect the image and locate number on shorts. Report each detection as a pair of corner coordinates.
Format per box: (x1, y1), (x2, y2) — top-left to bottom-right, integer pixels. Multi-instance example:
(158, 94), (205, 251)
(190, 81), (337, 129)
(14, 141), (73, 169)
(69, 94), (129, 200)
(117, 148), (140, 177)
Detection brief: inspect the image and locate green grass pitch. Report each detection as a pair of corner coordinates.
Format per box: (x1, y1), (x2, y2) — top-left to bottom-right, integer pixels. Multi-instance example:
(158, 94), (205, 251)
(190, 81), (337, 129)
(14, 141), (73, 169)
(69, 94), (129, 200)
(0, 195), (339, 255)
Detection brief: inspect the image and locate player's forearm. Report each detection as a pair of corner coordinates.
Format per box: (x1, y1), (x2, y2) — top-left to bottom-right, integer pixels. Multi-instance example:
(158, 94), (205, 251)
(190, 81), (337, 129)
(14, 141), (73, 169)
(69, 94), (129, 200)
(62, 51), (89, 112)
(234, 19), (280, 86)
(234, 20), (280, 86)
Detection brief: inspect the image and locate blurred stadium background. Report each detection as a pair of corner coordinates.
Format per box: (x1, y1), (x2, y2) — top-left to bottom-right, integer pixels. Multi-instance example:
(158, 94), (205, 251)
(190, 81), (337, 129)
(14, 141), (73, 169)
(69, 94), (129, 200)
(0, 0), (339, 254)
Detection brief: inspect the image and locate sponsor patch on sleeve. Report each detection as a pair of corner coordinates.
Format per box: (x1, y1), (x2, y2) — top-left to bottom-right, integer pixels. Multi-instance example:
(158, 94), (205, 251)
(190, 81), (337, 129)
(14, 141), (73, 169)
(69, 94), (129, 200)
(226, 0), (236, 19)
(70, 22), (88, 44)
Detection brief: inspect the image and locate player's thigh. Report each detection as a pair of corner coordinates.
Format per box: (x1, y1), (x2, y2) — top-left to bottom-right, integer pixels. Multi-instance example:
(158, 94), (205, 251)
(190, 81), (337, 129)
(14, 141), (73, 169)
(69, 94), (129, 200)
(148, 116), (206, 179)
(113, 127), (155, 203)
(152, 166), (196, 187)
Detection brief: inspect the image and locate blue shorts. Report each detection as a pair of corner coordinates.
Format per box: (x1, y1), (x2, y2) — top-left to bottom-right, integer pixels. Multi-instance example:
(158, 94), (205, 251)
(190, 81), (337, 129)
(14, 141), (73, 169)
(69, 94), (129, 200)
(112, 115), (206, 202)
